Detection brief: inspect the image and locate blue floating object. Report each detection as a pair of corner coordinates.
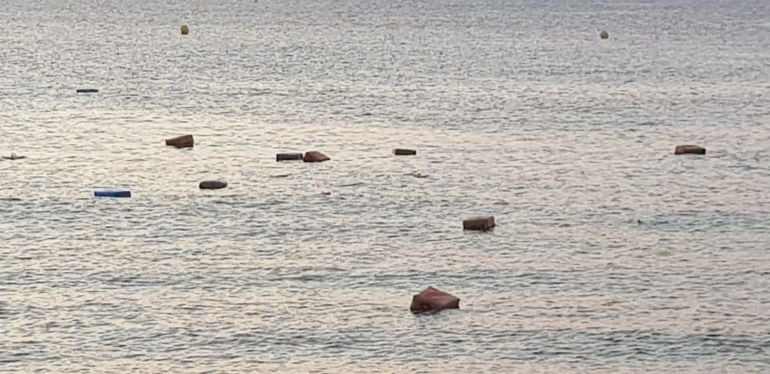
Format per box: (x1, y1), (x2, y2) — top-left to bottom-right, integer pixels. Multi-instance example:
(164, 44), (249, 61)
(94, 190), (131, 198)
(77, 88), (99, 93)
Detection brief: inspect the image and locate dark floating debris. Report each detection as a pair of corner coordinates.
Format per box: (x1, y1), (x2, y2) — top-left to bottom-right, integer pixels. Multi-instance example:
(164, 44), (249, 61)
(2, 153), (26, 160)
(410, 286), (460, 313)
(674, 145), (706, 155)
(406, 172), (428, 178)
(181, 25), (190, 35)
(463, 216), (496, 231)
(303, 151), (330, 163)
(600, 30), (609, 39)
(276, 153), (303, 161)
(165, 135), (194, 148)
(76, 88), (99, 93)
(199, 180), (227, 190)
(394, 148), (417, 156)
(338, 182), (364, 187)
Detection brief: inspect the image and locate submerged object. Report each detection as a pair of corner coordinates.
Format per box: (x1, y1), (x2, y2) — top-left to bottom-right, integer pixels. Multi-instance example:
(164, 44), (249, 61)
(276, 153), (304, 161)
(463, 216), (496, 231)
(181, 25), (189, 35)
(674, 145), (706, 155)
(76, 88), (99, 93)
(2, 153), (26, 160)
(303, 151), (330, 163)
(199, 180), (227, 190)
(94, 190), (131, 198)
(394, 148), (417, 156)
(165, 134), (194, 148)
(410, 286), (460, 313)
(406, 172), (428, 178)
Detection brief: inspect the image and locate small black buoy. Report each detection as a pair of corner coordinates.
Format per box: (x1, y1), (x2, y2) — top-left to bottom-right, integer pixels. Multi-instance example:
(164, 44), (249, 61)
(600, 30), (609, 39)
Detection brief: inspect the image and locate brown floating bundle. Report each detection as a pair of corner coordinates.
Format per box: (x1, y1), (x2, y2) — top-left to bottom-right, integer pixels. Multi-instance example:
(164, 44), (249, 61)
(303, 151), (330, 163)
(165, 135), (194, 148)
(674, 145), (706, 155)
(463, 216), (496, 231)
(410, 286), (460, 313)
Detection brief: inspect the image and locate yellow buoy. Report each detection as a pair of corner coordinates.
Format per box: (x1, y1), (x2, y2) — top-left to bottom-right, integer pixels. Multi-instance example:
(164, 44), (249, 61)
(181, 25), (189, 35)
(600, 30), (609, 39)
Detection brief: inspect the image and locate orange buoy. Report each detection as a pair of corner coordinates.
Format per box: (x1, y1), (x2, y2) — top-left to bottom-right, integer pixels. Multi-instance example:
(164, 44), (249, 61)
(463, 216), (495, 231)
(410, 286), (460, 313)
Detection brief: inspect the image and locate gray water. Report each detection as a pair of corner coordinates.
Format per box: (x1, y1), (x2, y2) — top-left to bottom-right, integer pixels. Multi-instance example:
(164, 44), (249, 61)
(2, 0), (770, 372)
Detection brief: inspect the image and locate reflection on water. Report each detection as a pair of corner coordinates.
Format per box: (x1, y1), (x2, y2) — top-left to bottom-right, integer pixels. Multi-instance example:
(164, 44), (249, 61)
(1, 0), (769, 372)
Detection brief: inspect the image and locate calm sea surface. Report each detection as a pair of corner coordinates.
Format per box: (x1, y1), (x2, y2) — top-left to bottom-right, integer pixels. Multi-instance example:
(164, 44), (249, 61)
(1, 0), (769, 372)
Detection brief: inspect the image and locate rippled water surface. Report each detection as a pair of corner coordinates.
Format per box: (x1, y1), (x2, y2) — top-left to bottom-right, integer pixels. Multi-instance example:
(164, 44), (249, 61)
(2, 0), (770, 372)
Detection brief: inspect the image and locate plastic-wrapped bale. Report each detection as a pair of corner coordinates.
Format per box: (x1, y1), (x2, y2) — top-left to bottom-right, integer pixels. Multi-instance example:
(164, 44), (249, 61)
(410, 287), (460, 313)
(303, 151), (330, 163)
(674, 145), (706, 155)
(463, 216), (495, 231)
(165, 135), (194, 148)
